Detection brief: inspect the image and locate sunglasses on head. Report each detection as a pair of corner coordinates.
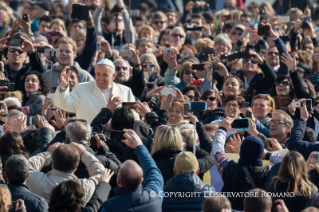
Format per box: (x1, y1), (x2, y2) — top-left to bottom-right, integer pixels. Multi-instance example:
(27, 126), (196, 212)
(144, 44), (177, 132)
(115, 66), (128, 71)
(274, 81), (290, 86)
(201, 96), (216, 101)
(142, 63), (155, 68)
(184, 70), (195, 75)
(8, 48), (24, 54)
(172, 33), (185, 38)
(154, 20), (165, 25)
(243, 59), (258, 64)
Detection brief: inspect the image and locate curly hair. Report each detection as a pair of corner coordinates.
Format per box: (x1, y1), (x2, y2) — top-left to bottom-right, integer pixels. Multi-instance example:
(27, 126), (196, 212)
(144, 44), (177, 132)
(19, 71), (50, 102)
(49, 180), (84, 212)
(0, 131), (28, 158)
(0, 185), (11, 212)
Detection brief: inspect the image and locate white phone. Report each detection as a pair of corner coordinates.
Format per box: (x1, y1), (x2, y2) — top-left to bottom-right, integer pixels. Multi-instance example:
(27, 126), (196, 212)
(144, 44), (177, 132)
(161, 88), (177, 97)
(119, 49), (133, 58)
(48, 94), (55, 104)
(277, 16), (290, 24)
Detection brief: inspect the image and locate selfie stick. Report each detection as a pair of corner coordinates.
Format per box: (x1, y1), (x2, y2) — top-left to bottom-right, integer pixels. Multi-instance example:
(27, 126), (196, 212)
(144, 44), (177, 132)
(193, 121), (196, 155)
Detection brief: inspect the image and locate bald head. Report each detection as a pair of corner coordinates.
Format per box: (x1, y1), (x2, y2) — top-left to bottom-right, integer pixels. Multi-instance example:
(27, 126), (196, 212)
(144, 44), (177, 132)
(118, 160), (143, 189)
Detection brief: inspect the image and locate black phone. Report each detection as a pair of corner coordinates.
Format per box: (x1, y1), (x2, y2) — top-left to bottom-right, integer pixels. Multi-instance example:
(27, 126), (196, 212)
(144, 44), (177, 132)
(122, 102), (136, 110)
(306, 99), (312, 112)
(28, 116), (38, 126)
(191, 64), (205, 70)
(226, 53), (238, 62)
(37, 47), (47, 53)
(110, 130), (125, 140)
(189, 102), (207, 111)
(263, 25), (270, 37)
(185, 26), (203, 31)
(7, 38), (23, 46)
(71, 4), (89, 20)
(246, 111), (252, 118)
(231, 118), (250, 130)
(0, 80), (9, 87)
(238, 52), (252, 59)
(22, 14), (29, 22)
(0, 83), (15, 91)
(257, 24), (264, 36)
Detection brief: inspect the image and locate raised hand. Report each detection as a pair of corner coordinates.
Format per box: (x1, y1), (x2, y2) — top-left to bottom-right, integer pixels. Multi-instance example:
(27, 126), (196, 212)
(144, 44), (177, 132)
(214, 62), (229, 78)
(95, 134), (106, 149)
(228, 134), (244, 154)
(20, 36), (35, 54)
(219, 116), (234, 131)
(267, 138), (282, 151)
(106, 94), (122, 113)
(187, 113), (199, 124)
(11, 114), (27, 133)
(249, 49), (264, 65)
(98, 168), (114, 183)
(281, 52), (297, 72)
(134, 101), (151, 117)
(122, 129), (143, 149)
(100, 39), (112, 55)
(248, 26), (259, 45)
(60, 67), (71, 88)
(47, 142), (63, 155)
(51, 109), (66, 129)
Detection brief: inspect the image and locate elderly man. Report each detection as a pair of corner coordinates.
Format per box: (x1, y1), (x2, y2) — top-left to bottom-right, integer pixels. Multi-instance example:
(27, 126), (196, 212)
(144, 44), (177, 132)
(169, 26), (186, 50)
(54, 58), (135, 123)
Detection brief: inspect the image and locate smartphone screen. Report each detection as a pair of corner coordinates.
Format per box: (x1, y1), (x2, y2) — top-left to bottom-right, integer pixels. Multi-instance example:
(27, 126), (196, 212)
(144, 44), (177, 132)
(191, 64), (205, 70)
(231, 119), (249, 129)
(183, 103), (190, 117)
(306, 99), (312, 112)
(122, 102), (136, 110)
(246, 111), (252, 118)
(244, 102), (249, 108)
(312, 152), (319, 165)
(190, 102), (207, 111)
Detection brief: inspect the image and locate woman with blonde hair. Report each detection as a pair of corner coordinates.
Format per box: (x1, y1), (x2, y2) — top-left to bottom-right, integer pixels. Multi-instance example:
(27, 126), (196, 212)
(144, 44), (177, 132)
(138, 25), (156, 44)
(151, 125), (214, 184)
(268, 151), (319, 212)
(0, 185), (25, 212)
(140, 53), (164, 91)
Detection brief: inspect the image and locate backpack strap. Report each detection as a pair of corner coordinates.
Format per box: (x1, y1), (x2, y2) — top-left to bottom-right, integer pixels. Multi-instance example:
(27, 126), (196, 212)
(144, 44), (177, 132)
(243, 166), (256, 189)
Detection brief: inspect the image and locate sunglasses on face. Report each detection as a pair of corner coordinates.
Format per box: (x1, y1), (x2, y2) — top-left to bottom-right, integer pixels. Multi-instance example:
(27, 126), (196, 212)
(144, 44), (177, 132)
(142, 63), (155, 68)
(267, 52), (279, 56)
(115, 66), (129, 71)
(274, 81), (290, 86)
(186, 95), (195, 100)
(172, 33), (185, 38)
(202, 96), (216, 101)
(231, 32), (243, 36)
(243, 59), (258, 64)
(184, 70), (195, 75)
(8, 48), (24, 54)
(154, 21), (166, 25)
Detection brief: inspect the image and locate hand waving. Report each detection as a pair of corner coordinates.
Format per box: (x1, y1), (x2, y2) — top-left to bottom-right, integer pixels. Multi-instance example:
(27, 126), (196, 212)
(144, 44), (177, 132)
(60, 67), (71, 88)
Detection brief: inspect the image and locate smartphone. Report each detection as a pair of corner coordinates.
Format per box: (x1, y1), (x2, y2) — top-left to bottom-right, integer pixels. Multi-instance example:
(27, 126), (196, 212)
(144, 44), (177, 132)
(7, 38), (23, 46)
(22, 106), (30, 114)
(183, 102), (190, 117)
(122, 102), (136, 109)
(222, 14), (233, 21)
(263, 25), (270, 37)
(191, 64), (205, 70)
(212, 62), (219, 69)
(291, 101), (301, 108)
(238, 52), (252, 59)
(0, 83), (15, 91)
(71, 4), (89, 20)
(28, 116), (38, 126)
(22, 14), (29, 22)
(231, 118), (250, 131)
(244, 102), (249, 108)
(277, 16), (290, 23)
(48, 94), (55, 104)
(161, 88), (177, 97)
(312, 152), (319, 166)
(37, 47), (47, 53)
(226, 53), (238, 62)
(257, 24), (264, 36)
(119, 49), (133, 58)
(306, 99), (312, 112)
(0, 80), (9, 87)
(201, 46), (215, 54)
(189, 101), (207, 111)
(44, 49), (60, 57)
(246, 111), (252, 118)
(184, 25), (203, 31)
(110, 130), (125, 140)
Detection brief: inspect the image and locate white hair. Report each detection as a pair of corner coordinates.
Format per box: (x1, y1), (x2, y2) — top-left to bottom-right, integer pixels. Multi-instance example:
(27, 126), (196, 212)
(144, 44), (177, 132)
(3, 97), (21, 108)
(170, 26), (186, 36)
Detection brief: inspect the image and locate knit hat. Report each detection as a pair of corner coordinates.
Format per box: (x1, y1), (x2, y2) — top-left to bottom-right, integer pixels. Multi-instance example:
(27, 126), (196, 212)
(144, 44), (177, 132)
(29, 0), (51, 11)
(174, 151), (199, 174)
(238, 136), (264, 167)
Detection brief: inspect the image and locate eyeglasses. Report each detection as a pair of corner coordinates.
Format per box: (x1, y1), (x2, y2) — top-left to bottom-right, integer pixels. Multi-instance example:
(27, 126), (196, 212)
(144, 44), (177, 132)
(172, 33), (185, 38)
(225, 103), (238, 108)
(274, 81), (290, 86)
(184, 70), (195, 75)
(267, 51), (279, 56)
(142, 63), (155, 68)
(153, 20), (166, 25)
(231, 32), (243, 36)
(186, 95), (195, 100)
(115, 66), (129, 71)
(269, 120), (288, 125)
(243, 59), (258, 64)
(8, 48), (24, 54)
(111, 18), (123, 22)
(201, 97), (216, 101)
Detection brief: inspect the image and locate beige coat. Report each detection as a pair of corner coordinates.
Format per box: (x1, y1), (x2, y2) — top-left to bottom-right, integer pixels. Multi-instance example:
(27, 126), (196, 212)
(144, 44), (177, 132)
(54, 81), (135, 124)
(26, 151), (105, 205)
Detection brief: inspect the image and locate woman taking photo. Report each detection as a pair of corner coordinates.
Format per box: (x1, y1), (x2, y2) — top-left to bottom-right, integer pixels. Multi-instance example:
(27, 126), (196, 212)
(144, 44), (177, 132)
(19, 71), (50, 117)
(268, 151), (319, 212)
(140, 53), (164, 89)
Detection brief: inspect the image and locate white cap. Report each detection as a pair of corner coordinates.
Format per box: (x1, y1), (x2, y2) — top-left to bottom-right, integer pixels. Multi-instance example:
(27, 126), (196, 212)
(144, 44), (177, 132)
(96, 58), (115, 69)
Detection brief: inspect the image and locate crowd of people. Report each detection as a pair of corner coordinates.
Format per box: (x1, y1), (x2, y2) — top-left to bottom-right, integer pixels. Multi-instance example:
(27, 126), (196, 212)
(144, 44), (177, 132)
(0, 0), (319, 211)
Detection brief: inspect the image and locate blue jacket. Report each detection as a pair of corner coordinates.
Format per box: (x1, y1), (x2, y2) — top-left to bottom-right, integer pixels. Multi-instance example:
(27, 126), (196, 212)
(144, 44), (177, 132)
(8, 184), (48, 212)
(287, 118), (319, 160)
(162, 174), (215, 212)
(101, 145), (164, 212)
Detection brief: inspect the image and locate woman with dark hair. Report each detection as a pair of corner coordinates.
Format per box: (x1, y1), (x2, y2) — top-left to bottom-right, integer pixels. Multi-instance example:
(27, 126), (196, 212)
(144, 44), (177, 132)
(0, 131), (28, 172)
(270, 75), (295, 111)
(19, 71), (50, 116)
(181, 86), (201, 101)
(268, 151), (319, 212)
(221, 75), (244, 100)
(198, 89), (224, 124)
(49, 171), (113, 212)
